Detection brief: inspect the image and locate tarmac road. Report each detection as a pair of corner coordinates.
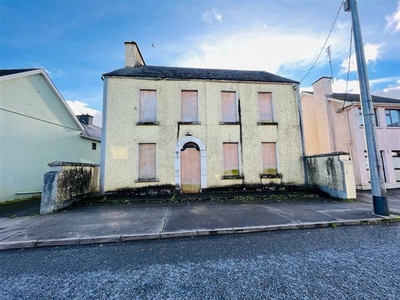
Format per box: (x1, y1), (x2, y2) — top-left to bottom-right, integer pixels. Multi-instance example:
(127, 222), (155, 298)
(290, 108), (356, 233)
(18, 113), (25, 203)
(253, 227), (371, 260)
(1, 223), (399, 299)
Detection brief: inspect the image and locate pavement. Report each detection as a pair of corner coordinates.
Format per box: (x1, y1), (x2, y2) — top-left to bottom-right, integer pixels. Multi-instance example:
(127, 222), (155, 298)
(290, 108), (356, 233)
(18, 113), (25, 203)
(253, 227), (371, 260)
(1, 189), (400, 251)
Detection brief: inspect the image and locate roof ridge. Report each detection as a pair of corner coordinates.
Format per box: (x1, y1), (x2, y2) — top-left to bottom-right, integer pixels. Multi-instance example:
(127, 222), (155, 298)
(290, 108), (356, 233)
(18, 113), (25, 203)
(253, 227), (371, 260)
(0, 68), (40, 77)
(331, 92), (400, 102)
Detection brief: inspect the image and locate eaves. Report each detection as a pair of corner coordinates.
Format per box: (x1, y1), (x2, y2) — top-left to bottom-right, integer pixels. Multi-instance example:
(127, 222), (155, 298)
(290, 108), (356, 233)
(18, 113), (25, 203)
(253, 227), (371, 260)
(80, 134), (101, 143)
(103, 75), (298, 86)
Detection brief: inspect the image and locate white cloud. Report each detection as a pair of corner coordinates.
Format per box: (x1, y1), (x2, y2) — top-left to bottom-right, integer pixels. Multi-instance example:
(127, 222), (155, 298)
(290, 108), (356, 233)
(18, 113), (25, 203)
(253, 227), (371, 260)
(386, 1), (400, 32)
(337, 21), (349, 30)
(66, 100), (102, 126)
(372, 78), (400, 99)
(332, 79), (361, 94)
(174, 27), (347, 75)
(202, 12), (212, 24)
(31, 64), (65, 78)
(202, 8), (223, 24)
(54, 69), (66, 78)
(213, 9), (222, 22)
(339, 43), (382, 74)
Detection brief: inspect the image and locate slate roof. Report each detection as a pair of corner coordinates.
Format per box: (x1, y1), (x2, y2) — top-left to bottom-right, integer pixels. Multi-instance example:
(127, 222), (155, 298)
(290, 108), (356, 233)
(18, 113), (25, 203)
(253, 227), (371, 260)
(304, 91), (400, 104)
(81, 123), (102, 141)
(0, 69), (38, 76)
(331, 93), (400, 104)
(103, 65), (298, 84)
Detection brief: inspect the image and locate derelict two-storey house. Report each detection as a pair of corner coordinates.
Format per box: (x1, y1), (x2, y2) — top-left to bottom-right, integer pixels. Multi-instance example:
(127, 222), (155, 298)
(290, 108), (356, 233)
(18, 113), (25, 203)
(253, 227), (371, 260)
(100, 41), (304, 195)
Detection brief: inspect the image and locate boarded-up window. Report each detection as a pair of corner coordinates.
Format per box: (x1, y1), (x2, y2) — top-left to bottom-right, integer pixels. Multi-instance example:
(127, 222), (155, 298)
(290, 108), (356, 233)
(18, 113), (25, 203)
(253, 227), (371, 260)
(138, 143), (156, 179)
(221, 91), (237, 122)
(262, 142), (277, 175)
(258, 92), (273, 122)
(139, 90), (157, 122)
(181, 90), (198, 122)
(223, 142), (239, 176)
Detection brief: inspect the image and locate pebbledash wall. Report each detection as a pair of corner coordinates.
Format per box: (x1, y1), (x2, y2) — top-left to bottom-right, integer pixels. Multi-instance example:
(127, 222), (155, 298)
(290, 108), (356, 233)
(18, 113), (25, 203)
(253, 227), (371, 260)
(101, 79), (305, 192)
(100, 45), (305, 194)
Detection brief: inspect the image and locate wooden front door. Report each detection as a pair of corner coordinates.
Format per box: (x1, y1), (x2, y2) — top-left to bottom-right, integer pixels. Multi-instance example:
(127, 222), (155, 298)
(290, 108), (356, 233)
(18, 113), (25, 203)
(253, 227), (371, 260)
(180, 142), (201, 193)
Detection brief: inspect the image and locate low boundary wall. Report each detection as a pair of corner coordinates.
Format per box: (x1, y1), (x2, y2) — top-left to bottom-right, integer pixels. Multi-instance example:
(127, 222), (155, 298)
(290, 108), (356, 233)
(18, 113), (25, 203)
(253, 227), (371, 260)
(41, 162), (100, 214)
(305, 152), (356, 200)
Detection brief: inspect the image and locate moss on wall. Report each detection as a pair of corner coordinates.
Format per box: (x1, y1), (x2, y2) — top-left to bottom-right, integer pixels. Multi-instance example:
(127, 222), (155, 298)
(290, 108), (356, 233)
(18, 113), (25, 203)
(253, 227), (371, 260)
(263, 168), (277, 175)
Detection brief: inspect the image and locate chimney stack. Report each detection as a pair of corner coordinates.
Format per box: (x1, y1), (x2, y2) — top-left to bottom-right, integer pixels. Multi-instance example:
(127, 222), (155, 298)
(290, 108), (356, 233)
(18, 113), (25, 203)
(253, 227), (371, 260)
(312, 77), (333, 100)
(125, 41), (145, 67)
(77, 114), (94, 125)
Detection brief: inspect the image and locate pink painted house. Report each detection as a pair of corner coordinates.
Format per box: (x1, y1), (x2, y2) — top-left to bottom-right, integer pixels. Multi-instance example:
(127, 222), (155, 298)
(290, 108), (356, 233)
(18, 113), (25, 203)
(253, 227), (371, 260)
(301, 77), (400, 190)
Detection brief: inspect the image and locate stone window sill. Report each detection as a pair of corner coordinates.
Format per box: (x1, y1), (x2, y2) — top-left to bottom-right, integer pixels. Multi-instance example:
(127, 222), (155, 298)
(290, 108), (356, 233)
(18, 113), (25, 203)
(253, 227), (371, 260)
(136, 122), (159, 125)
(260, 173), (282, 179)
(135, 178), (159, 183)
(257, 121), (278, 125)
(221, 175), (244, 180)
(219, 121), (240, 125)
(178, 121), (201, 125)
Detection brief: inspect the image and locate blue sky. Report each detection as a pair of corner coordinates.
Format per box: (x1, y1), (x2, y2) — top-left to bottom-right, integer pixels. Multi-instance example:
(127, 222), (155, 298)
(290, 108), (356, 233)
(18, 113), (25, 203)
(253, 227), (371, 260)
(1, 0), (399, 126)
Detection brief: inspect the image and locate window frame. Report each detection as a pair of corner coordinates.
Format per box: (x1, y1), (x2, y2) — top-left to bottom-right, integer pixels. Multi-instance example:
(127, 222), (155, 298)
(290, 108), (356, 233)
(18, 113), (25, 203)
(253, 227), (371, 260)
(137, 89), (159, 125)
(257, 92), (276, 125)
(180, 90), (199, 124)
(260, 142), (281, 178)
(358, 107), (379, 127)
(385, 109), (400, 127)
(136, 143), (159, 182)
(392, 150), (400, 182)
(222, 142), (243, 179)
(220, 91), (239, 125)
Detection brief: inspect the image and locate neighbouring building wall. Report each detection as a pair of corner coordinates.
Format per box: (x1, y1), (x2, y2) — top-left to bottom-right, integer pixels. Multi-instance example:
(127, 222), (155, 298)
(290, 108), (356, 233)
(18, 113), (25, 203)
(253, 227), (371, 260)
(328, 101), (352, 153)
(41, 162), (100, 214)
(101, 77), (304, 193)
(349, 105), (400, 189)
(0, 74), (100, 202)
(375, 107), (400, 188)
(301, 93), (321, 154)
(306, 153), (356, 200)
(302, 76), (400, 190)
(301, 77), (335, 155)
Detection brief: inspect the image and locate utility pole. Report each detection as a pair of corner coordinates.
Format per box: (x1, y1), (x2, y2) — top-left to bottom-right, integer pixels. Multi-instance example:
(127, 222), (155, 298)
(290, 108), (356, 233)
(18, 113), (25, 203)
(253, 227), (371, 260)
(345, 0), (389, 215)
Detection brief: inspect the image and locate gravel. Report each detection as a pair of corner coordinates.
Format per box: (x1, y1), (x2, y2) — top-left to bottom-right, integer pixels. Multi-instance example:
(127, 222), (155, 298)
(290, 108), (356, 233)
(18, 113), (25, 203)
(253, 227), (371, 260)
(1, 224), (399, 299)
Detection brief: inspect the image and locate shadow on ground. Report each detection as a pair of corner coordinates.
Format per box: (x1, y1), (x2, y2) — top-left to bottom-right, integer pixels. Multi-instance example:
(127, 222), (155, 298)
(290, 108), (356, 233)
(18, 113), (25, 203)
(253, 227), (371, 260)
(0, 198), (41, 218)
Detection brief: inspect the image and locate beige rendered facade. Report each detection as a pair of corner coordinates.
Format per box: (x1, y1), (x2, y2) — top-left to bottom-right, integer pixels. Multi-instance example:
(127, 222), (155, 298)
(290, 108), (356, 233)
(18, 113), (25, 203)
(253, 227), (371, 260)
(100, 42), (305, 194)
(301, 77), (400, 190)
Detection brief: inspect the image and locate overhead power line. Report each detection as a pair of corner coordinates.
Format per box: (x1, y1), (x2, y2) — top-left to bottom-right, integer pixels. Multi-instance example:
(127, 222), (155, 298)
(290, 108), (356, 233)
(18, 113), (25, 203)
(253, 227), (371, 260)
(344, 26), (353, 102)
(300, 0), (344, 83)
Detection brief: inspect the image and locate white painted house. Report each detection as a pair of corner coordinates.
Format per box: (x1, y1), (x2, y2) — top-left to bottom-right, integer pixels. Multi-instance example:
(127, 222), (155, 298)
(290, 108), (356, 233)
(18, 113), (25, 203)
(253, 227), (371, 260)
(100, 42), (305, 195)
(0, 69), (101, 202)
